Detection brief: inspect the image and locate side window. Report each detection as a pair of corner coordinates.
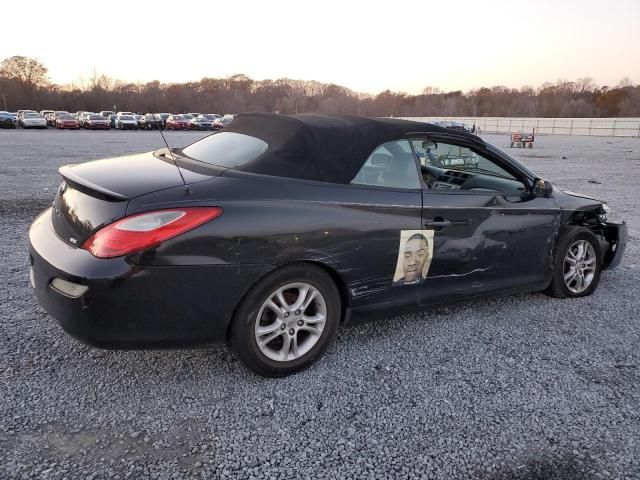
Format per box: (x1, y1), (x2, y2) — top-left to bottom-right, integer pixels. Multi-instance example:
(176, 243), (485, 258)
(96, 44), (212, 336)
(351, 140), (420, 189)
(412, 139), (525, 194)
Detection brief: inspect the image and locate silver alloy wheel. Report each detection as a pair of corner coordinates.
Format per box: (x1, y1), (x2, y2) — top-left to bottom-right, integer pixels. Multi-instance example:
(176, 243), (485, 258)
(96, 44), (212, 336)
(563, 239), (597, 294)
(254, 282), (327, 362)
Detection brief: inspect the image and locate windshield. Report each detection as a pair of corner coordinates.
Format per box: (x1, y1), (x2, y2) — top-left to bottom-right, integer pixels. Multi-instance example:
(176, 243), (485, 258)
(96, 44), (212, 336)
(25, 113), (41, 118)
(59, 115), (74, 119)
(182, 132), (268, 168)
(120, 116), (133, 120)
(89, 115), (103, 120)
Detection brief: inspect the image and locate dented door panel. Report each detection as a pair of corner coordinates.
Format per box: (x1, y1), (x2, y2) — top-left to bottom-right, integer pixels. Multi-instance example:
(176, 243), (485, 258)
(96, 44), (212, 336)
(419, 191), (560, 305)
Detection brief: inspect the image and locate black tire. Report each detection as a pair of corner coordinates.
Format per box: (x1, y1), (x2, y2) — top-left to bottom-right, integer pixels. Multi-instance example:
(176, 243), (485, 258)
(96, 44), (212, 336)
(545, 226), (603, 298)
(230, 263), (341, 377)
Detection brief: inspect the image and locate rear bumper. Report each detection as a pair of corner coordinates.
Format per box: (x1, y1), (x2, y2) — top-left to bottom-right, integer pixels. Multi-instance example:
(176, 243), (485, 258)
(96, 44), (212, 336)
(29, 208), (270, 348)
(602, 221), (627, 270)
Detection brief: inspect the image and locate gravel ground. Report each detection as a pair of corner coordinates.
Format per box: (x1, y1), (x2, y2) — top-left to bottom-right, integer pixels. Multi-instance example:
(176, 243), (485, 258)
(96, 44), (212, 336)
(1, 129), (639, 479)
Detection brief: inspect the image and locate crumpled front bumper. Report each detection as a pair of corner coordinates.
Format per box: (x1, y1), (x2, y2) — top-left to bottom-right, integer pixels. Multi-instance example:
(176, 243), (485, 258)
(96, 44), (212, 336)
(602, 221), (627, 270)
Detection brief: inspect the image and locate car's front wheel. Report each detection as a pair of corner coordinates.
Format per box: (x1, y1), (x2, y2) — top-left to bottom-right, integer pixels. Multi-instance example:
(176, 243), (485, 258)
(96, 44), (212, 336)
(231, 264), (341, 377)
(546, 227), (602, 298)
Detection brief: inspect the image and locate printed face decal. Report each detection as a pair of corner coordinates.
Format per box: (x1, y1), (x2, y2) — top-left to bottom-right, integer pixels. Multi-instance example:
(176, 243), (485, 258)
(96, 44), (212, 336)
(392, 230), (434, 286)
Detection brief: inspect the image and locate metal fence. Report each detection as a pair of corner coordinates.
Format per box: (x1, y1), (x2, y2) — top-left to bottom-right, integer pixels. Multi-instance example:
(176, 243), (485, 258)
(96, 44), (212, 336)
(401, 117), (640, 137)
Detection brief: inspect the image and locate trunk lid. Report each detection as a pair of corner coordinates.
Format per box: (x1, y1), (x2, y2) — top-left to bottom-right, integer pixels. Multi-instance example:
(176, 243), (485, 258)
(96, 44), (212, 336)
(51, 150), (217, 246)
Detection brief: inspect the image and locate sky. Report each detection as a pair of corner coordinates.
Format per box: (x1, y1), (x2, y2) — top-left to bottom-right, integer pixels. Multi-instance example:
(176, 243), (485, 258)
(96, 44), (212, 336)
(2, 0), (639, 95)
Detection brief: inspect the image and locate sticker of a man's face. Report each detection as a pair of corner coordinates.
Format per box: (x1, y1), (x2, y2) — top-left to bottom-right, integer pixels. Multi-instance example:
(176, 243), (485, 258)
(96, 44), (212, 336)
(392, 230), (434, 286)
(398, 234), (429, 285)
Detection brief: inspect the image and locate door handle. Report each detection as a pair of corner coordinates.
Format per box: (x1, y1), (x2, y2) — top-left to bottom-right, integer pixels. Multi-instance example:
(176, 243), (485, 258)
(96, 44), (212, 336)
(424, 220), (451, 227)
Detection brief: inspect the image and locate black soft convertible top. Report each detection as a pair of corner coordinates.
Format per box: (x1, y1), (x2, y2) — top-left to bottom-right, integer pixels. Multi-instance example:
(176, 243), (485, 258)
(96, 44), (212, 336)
(223, 113), (452, 184)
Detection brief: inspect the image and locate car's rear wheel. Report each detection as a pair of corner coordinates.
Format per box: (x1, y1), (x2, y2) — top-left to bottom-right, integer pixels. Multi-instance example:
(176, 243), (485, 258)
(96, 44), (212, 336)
(545, 227), (602, 298)
(231, 264), (341, 377)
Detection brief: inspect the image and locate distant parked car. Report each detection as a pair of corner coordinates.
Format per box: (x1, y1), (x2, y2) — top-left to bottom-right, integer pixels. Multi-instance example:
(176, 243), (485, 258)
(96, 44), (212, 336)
(40, 110), (55, 121)
(116, 111), (135, 116)
(17, 109), (37, 121)
(140, 114), (163, 130)
(51, 111), (70, 126)
(55, 114), (80, 129)
(74, 111), (90, 125)
(166, 115), (189, 130)
(189, 116), (214, 130)
(53, 110), (71, 118)
(0, 111), (17, 128)
(114, 115), (138, 130)
(432, 121), (472, 133)
(159, 113), (171, 129)
(84, 114), (111, 130)
(20, 112), (48, 129)
(79, 112), (97, 128)
(212, 116), (233, 130)
(99, 111), (115, 118)
(187, 112), (201, 119)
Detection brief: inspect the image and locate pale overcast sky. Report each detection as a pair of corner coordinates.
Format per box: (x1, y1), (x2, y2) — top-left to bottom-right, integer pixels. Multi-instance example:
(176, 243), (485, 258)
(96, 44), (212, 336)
(2, 0), (638, 94)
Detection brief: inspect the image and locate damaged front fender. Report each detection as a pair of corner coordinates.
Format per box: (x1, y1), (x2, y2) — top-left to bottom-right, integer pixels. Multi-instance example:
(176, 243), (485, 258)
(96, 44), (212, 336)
(602, 222), (628, 270)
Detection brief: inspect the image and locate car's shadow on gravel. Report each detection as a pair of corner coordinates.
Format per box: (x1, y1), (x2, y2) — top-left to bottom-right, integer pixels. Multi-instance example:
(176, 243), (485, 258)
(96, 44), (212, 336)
(483, 452), (594, 479)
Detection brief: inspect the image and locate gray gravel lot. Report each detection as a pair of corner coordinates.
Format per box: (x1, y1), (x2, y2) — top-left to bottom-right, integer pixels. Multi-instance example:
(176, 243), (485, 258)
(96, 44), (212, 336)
(1, 129), (639, 479)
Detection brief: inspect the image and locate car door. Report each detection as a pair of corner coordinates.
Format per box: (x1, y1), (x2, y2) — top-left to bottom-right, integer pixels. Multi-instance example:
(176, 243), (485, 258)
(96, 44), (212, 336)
(341, 139), (425, 308)
(410, 135), (560, 306)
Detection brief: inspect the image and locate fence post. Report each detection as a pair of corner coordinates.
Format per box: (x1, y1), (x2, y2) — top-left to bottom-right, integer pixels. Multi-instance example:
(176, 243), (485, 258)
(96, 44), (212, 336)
(612, 119), (617, 137)
(536, 119), (539, 133)
(588, 120), (592, 136)
(552, 119), (556, 135)
(637, 121), (640, 138)
(508, 119), (512, 132)
(569, 120), (573, 135)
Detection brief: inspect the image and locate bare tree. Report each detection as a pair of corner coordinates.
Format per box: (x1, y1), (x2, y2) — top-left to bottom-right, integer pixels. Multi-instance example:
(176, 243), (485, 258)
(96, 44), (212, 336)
(617, 77), (634, 88)
(576, 77), (596, 93)
(0, 56), (48, 90)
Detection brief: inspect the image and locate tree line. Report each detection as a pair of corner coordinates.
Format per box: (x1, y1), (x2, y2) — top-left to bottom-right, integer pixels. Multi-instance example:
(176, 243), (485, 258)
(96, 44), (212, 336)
(1, 56), (639, 117)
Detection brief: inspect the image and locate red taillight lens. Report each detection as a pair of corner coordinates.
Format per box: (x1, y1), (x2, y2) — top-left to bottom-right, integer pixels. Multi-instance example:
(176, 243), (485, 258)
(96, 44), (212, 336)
(81, 207), (223, 258)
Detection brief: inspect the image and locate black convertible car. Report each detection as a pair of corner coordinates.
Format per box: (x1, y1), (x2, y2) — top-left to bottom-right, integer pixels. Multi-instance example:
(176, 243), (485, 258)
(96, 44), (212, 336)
(29, 114), (627, 376)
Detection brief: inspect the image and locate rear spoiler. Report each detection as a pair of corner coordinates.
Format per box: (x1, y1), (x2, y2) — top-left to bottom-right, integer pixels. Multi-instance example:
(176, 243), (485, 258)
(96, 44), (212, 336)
(59, 165), (128, 201)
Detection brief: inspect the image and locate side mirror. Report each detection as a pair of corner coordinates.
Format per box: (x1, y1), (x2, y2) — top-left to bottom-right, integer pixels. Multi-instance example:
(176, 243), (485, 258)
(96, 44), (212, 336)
(533, 178), (553, 198)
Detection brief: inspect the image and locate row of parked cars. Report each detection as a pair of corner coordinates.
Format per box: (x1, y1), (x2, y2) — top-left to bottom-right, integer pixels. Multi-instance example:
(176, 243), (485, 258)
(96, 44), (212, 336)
(0, 109), (235, 131)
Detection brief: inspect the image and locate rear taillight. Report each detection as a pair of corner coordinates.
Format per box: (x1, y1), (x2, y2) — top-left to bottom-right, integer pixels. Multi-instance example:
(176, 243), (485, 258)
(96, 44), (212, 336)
(81, 207), (223, 258)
